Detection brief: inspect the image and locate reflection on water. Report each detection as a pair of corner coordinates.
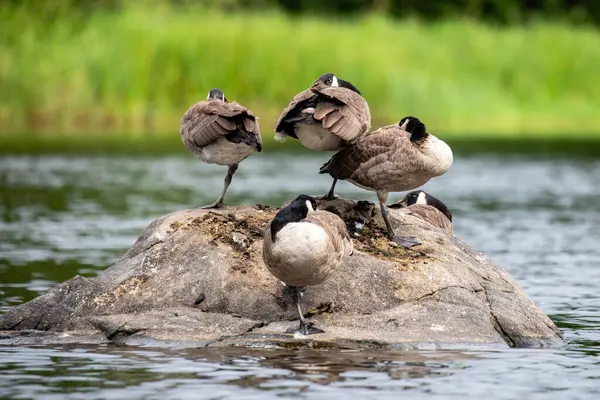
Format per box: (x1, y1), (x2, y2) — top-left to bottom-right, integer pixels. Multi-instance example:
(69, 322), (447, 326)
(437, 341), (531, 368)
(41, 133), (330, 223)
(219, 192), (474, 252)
(1, 346), (599, 399)
(1, 153), (600, 398)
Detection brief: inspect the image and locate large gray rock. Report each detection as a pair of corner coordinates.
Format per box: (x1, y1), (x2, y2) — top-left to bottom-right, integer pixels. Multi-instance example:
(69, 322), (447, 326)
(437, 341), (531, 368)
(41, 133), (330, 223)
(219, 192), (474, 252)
(0, 198), (564, 349)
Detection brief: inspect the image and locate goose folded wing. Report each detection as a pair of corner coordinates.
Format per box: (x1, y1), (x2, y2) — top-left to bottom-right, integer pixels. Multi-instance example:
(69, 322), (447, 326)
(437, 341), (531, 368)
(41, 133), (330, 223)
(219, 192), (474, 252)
(399, 205), (453, 233)
(275, 90), (316, 133)
(304, 211), (349, 254)
(181, 101), (257, 148)
(230, 102), (262, 149)
(315, 211), (354, 255)
(312, 86), (369, 142)
(320, 133), (395, 179)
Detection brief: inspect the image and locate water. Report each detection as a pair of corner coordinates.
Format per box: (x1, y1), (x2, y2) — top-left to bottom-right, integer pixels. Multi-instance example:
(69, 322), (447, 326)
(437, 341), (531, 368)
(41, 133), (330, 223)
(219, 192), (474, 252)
(1, 152), (599, 398)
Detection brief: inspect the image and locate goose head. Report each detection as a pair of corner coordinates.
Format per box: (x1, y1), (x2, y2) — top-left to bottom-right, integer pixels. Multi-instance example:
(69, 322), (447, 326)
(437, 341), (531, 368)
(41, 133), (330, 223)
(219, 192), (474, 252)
(311, 73), (362, 95)
(312, 73), (339, 90)
(399, 116), (427, 142)
(399, 190), (453, 222)
(270, 195), (317, 241)
(207, 88), (228, 102)
(291, 194), (317, 214)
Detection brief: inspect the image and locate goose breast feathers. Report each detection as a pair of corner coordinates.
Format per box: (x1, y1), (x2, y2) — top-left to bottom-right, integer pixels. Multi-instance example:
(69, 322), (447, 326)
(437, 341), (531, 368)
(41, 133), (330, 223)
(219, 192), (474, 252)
(263, 210), (353, 287)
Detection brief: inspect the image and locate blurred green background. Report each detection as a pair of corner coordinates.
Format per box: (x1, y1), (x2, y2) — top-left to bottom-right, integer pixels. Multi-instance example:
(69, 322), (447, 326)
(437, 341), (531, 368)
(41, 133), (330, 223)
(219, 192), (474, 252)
(2, 0), (600, 151)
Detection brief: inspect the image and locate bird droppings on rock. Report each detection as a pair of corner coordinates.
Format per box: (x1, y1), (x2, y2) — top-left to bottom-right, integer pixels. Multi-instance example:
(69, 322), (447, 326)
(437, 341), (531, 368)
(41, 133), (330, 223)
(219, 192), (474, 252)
(305, 302), (334, 317)
(169, 221), (185, 231)
(231, 232), (250, 251)
(188, 210), (272, 244)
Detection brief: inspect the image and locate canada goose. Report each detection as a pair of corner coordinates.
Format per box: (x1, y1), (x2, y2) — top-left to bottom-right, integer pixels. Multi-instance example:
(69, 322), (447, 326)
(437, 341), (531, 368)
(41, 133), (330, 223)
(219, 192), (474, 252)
(180, 88), (262, 209)
(319, 116), (453, 248)
(389, 190), (453, 234)
(263, 194), (353, 335)
(275, 73), (371, 199)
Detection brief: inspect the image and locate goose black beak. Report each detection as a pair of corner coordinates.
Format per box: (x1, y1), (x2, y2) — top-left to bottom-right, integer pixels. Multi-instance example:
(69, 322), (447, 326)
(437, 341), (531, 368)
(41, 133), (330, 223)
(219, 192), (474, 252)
(388, 199), (407, 209)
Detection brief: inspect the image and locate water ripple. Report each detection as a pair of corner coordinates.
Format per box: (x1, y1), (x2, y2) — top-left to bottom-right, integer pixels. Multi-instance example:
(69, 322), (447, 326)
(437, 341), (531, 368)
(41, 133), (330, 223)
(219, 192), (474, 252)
(1, 153), (599, 398)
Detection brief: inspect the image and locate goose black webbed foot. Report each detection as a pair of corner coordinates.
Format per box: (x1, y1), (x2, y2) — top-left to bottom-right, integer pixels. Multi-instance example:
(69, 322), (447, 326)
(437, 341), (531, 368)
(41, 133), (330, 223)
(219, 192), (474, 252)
(286, 321), (325, 336)
(391, 235), (420, 248)
(198, 199), (223, 209)
(287, 285), (324, 335)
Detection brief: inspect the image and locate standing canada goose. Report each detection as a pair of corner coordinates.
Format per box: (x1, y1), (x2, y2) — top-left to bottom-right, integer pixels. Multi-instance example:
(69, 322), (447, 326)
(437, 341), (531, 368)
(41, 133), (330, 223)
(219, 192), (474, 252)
(319, 116), (453, 248)
(263, 194), (353, 335)
(389, 190), (454, 234)
(275, 73), (371, 199)
(180, 88), (262, 209)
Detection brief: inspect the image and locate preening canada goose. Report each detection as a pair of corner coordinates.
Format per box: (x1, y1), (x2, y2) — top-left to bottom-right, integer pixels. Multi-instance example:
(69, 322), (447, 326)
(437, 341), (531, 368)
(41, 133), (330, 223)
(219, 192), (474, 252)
(275, 72), (371, 199)
(389, 190), (453, 234)
(319, 116), (453, 248)
(180, 88), (262, 209)
(263, 194), (353, 335)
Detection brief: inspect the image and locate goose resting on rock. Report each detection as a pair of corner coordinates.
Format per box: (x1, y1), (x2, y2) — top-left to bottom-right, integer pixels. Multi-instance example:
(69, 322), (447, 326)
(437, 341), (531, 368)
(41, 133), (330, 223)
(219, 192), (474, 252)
(319, 116), (453, 248)
(275, 73), (371, 199)
(180, 88), (262, 209)
(389, 190), (454, 234)
(262, 194), (353, 335)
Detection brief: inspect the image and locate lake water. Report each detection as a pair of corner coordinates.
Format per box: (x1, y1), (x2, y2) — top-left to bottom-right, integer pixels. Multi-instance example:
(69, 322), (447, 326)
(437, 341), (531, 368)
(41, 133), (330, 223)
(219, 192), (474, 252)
(1, 151), (599, 399)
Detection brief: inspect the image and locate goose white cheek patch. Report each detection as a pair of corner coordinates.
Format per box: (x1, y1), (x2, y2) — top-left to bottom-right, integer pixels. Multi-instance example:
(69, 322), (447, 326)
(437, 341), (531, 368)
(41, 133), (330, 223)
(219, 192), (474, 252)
(332, 76), (339, 87)
(416, 191), (427, 205)
(306, 200), (315, 213)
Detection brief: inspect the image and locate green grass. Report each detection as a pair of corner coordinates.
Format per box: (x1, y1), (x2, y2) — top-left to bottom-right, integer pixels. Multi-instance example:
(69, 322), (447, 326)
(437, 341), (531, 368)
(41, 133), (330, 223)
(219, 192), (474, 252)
(2, 4), (600, 142)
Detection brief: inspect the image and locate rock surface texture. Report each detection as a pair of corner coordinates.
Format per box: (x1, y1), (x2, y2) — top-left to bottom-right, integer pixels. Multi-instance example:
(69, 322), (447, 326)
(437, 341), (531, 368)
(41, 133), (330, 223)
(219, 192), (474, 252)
(0, 198), (564, 349)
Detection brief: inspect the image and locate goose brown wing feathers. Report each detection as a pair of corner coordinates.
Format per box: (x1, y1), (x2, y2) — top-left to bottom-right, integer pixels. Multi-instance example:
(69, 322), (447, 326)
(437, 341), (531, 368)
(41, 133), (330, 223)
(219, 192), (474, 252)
(181, 100), (261, 150)
(312, 86), (371, 142)
(393, 204), (453, 234)
(304, 210), (353, 255)
(275, 89), (316, 138)
(320, 129), (399, 180)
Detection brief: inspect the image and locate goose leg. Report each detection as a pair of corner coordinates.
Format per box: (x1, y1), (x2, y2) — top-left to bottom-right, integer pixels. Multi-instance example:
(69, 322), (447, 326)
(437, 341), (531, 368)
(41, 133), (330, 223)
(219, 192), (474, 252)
(315, 179), (339, 200)
(199, 164), (238, 209)
(377, 192), (420, 248)
(286, 286), (324, 335)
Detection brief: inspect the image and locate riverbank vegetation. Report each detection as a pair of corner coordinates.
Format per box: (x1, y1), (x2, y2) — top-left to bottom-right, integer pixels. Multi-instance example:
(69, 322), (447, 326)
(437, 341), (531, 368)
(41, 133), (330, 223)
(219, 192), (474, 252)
(1, 2), (600, 144)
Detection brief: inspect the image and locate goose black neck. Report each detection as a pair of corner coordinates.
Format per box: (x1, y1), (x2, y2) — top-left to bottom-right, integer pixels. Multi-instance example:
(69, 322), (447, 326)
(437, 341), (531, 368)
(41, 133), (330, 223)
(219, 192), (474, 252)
(410, 129), (428, 142)
(270, 203), (309, 241)
(401, 117), (428, 142)
(338, 79), (361, 95)
(427, 194), (453, 222)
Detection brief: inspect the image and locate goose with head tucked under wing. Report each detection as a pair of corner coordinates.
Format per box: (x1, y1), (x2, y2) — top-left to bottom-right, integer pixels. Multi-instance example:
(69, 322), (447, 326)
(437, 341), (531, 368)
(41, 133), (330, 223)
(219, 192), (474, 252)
(275, 73), (371, 199)
(319, 116), (453, 248)
(389, 190), (454, 234)
(180, 88), (262, 209)
(263, 194), (353, 335)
